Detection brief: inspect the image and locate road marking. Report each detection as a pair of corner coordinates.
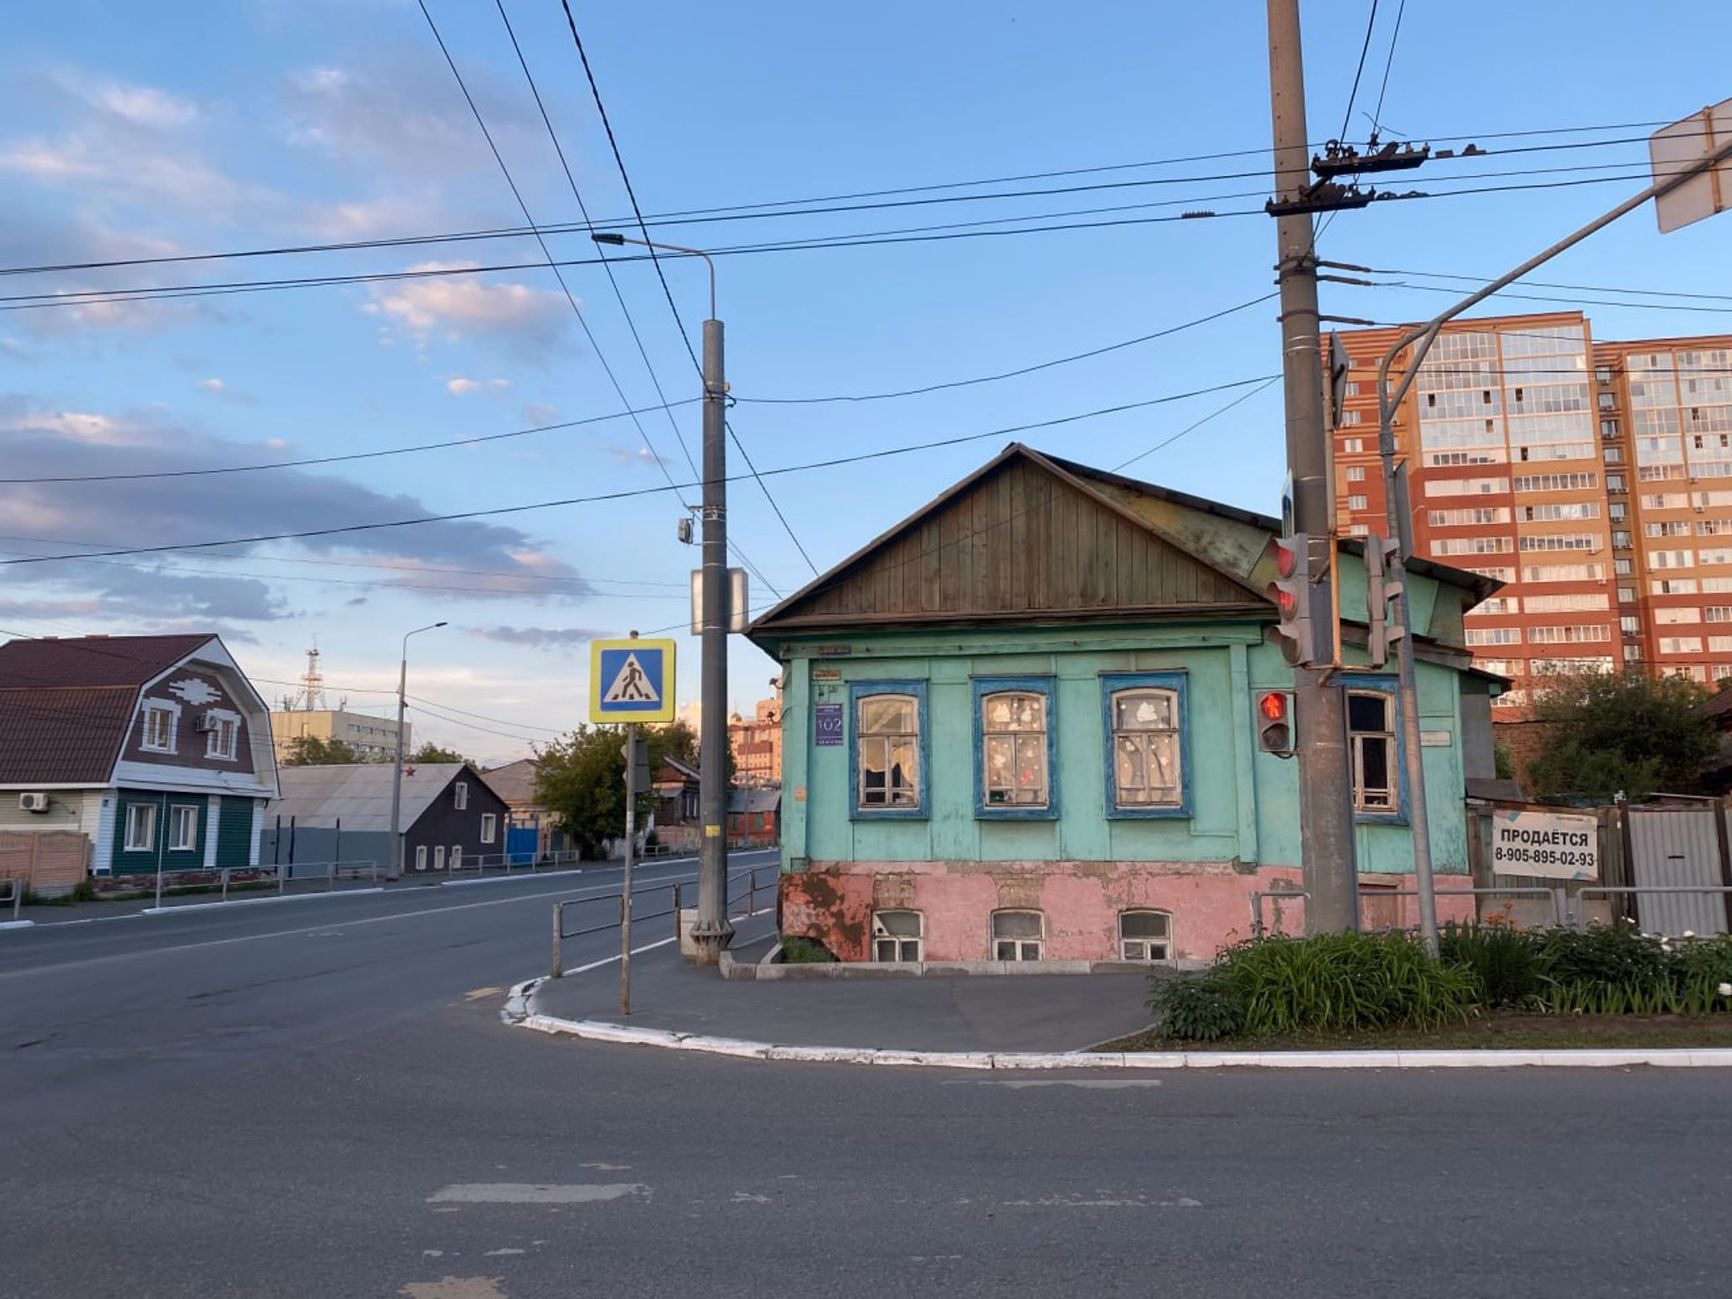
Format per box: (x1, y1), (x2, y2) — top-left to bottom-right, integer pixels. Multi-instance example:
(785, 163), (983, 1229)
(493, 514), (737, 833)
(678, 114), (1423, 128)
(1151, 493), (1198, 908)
(563, 902), (776, 975)
(995, 1195), (1201, 1208)
(465, 987), (504, 1001)
(960, 1079), (1165, 1090)
(428, 1183), (648, 1205)
(731, 1192), (770, 1203)
(398, 1279), (507, 1299)
(0, 858), (780, 981)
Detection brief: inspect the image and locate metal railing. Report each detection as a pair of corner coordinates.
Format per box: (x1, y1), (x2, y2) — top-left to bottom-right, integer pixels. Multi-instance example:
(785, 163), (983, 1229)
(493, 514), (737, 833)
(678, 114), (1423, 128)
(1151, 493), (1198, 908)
(549, 863), (773, 978)
(148, 859), (382, 907)
(1249, 883), (1732, 937)
(2, 877), (20, 922)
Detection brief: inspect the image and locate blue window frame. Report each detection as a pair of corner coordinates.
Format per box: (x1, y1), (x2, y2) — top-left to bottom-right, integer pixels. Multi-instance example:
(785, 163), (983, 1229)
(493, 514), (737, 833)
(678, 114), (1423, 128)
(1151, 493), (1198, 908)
(1100, 671), (1191, 819)
(849, 681), (928, 820)
(1343, 673), (1408, 824)
(972, 676), (1058, 820)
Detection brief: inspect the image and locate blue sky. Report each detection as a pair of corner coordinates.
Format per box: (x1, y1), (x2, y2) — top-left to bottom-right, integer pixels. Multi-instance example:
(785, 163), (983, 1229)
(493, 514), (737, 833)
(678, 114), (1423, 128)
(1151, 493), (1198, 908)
(3, 0), (1729, 761)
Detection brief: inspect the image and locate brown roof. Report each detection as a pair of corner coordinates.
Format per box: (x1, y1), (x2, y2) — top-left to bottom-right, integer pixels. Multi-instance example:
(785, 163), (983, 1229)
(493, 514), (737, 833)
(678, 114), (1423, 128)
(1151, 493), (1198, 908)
(0, 686), (139, 784)
(0, 634), (212, 689)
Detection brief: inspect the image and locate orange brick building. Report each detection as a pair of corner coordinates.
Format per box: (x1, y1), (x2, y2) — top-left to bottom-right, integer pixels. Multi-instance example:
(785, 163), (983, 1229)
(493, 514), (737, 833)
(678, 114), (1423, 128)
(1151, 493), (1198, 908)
(728, 696), (782, 786)
(1334, 312), (1732, 715)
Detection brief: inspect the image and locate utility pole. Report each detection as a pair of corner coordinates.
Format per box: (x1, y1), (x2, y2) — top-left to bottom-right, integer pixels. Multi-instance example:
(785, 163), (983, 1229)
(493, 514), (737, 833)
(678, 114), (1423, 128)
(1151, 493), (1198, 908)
(1266, 0), (1358, 934)
(389, 621), (446, 879)
(620, 723), (640, 1014)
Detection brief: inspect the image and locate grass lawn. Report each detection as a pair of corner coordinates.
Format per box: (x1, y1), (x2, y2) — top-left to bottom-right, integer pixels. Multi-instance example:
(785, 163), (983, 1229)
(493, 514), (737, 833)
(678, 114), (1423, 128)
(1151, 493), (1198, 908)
(1099, 1013), (1732, 1053)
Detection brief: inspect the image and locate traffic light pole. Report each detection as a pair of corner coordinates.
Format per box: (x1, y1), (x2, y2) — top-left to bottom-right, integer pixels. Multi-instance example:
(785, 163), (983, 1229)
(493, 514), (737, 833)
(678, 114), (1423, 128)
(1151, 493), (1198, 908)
(1267, 0), (1358, 935)
(1374, 128), (1732, 955)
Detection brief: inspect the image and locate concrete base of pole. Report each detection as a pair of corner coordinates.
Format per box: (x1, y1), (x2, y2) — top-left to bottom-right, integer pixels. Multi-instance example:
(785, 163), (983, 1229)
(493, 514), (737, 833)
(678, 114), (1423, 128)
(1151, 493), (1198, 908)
(687, 922), (735, 966)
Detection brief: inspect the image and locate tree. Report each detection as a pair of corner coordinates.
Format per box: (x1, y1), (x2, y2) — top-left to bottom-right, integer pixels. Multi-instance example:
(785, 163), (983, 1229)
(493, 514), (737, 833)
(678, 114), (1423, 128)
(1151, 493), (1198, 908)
(282, 735), (363, 766)
(533, 721), (709, 859)
(1526, 671), (1716, 802)
(408, 741), (470, 765)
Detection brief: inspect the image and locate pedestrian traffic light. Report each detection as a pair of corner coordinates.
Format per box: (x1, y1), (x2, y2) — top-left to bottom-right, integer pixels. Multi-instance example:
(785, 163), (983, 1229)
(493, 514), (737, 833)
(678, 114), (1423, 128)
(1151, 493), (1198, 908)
(1365, 532), (1406, 668)
(620, 732), (650, 794)
(1267, 532), (1320, 667)
(1256, 690), (1293, 756)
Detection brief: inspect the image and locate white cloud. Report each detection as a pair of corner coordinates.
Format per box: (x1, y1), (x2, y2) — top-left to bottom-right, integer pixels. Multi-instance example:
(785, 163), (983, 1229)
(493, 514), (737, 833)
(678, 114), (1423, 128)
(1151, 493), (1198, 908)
(606, 445), (668, 469)
(446, 378), (480, 396)
(89, 82), (199, 130)
(198, 378), (224, 393)
(368, 264), (568, 347)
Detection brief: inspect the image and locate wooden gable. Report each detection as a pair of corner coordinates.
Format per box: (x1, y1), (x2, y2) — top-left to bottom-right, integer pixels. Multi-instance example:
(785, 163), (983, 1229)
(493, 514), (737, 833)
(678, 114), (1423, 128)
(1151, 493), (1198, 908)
(751, 447), (1266, 633)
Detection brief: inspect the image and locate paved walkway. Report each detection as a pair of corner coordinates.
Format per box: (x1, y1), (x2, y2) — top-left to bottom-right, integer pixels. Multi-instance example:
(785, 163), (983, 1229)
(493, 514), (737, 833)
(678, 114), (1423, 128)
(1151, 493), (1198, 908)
(533, 913), (1154, 1053)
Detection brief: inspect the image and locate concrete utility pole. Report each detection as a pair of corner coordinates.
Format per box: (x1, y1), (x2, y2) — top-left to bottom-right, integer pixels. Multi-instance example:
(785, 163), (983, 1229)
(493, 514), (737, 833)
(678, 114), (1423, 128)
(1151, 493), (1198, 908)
(389, 621), (446, 878)
(591, 231), (733, 961)
(1266, 0), (1358, 935)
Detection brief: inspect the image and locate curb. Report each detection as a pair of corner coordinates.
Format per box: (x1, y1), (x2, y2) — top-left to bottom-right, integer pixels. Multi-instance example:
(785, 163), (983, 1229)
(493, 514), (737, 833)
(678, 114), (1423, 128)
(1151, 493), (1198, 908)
(142, 887), (386, 915)
(506, 981), (1732, 1070)
(0, 919), (35, 931)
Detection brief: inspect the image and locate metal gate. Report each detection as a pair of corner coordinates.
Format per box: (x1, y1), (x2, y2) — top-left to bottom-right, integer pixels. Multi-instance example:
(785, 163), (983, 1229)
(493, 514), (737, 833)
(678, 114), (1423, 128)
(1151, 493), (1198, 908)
(505, 824), (538, 866)
(1626, 807), (1729, 936)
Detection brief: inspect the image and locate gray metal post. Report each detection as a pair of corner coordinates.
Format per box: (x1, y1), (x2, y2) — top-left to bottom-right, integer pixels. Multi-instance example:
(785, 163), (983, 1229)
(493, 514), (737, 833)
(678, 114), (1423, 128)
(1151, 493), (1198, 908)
(620, 724), (637, 1017)
(152, 791), (167, 910)
(1374, 130), (1732, 954)
(1267, 0), (1358, 935)
(550, 901), (564, 979)
(389, 651), (408, 880)
(692, 315), (734, 962)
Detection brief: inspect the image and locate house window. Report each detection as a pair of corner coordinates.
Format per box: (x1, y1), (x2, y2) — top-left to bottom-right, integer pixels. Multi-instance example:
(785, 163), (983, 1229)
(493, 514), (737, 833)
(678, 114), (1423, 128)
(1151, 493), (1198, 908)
(975, 678), (1056, 817)
(124, 803), (156, 852)
(454, 781), (468, 811)
(872, 910), (923, 962)
(851, 683), (925, 816)
(415, 845), (428, 871)
(1347, 687), (1399, 817)
(205, 712), (239, 761)
(480, 813), (497, 844)
(433, 845), (446, 870)
(992, 910), (1044, 961)
(1103, 673), (1188, 817)
(140, 703), (177, 754)
(450, 846), (462, 870)
(1119, 910), (1172, 961)
(169, 804), (199, 852)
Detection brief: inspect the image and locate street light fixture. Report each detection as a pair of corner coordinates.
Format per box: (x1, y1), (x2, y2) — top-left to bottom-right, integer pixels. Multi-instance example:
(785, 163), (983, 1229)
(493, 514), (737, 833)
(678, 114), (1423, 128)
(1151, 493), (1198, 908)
(388, 621), (447, 878)
(591, 228), (733, 961)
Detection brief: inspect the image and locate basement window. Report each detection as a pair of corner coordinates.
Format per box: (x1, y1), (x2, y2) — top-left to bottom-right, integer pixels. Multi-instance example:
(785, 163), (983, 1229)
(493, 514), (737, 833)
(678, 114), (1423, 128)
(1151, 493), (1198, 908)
(992, 910), (1044, 961)
(872, 910), (923, 962)
(1119, 910), (1172, 961)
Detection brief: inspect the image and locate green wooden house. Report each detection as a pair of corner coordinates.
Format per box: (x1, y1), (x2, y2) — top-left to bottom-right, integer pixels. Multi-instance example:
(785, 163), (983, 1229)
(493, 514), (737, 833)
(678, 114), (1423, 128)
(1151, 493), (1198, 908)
(747, 443), (1502, 964)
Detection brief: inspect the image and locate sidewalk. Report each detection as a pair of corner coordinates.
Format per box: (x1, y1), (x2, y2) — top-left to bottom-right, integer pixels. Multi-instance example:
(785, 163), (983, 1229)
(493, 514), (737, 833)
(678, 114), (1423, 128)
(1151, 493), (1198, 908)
(532, 912), (1154, 1054)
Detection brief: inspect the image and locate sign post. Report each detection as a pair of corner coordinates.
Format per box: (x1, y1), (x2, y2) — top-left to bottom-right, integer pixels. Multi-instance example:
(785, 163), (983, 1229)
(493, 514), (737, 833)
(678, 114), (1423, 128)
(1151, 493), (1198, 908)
(589, 635), (677, 1014)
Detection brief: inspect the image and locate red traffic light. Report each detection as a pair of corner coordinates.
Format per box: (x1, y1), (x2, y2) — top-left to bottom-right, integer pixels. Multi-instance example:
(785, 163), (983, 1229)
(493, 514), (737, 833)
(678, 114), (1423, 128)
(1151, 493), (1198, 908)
(1273, 538), (1298, 579)
(1258, 691), (1287, 722)
(1273, 587), (1298, 618)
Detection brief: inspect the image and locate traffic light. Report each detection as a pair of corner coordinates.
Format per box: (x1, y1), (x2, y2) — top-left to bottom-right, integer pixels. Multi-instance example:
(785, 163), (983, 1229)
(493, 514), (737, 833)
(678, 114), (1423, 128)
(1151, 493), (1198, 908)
(1256, 690), (1293, 756)
(1267, 533), (1320, 667)
(1365, 532), (1406, 668)
(620, 732), (650, 795)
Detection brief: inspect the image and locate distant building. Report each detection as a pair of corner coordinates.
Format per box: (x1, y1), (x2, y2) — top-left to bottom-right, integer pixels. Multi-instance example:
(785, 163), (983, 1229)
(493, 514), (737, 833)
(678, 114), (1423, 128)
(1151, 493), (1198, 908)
(269, 708), (409, 764)
(0, 633), (279, 895)
(728, 696), (783, 786)
(479, 757), (569, 860)
(651, 756), (702, 852)
(727, 787), (780, 848)
(265, 762), (507, 876)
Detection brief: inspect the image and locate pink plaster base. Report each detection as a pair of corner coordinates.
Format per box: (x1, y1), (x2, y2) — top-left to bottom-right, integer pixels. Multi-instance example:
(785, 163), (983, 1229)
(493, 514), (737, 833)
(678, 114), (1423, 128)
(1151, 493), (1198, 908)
(779, 862), (1477, 963)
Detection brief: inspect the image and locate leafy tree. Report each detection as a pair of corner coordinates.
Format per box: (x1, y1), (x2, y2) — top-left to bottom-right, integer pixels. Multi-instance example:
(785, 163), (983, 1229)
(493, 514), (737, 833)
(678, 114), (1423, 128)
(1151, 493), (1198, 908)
(1526, 671), (1716, 802)
(1493, 742), (1515, 781)
(282, 735), (363, 766)
(533, 722), (703, 859)
(408, 741), (471, 765)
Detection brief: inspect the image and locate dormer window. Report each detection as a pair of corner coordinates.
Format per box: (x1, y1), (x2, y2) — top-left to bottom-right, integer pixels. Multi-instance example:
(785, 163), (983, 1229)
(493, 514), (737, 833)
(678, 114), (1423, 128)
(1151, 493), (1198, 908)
(141, 702), (178, 754)
(205, 710), (240, 761)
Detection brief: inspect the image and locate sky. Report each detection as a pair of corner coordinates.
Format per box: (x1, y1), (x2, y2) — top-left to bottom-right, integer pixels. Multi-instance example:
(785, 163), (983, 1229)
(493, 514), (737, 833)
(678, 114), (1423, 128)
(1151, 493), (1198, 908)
(3, 0), (1730, 763)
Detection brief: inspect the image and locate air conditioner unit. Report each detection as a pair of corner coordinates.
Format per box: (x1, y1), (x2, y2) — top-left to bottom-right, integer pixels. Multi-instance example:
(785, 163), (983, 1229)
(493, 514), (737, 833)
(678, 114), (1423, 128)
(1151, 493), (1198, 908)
(18, 792), (49, 813)
(194, 714), (218, 733)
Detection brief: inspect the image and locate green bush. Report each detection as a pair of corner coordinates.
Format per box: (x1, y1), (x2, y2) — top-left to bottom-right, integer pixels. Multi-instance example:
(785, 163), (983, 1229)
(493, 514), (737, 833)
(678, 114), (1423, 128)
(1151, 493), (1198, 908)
(1215, 932), (1476, 1035)
(777, 935), (837, 964)
(1439, 922), (1546, 1009)
(1149, 972), (1246, 1042)
(1532, 923), (1670, 991)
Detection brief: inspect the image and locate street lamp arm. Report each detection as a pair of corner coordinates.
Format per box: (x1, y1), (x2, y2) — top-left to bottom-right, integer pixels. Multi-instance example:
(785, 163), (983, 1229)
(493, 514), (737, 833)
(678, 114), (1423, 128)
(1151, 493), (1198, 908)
(590, 232), (715, 321)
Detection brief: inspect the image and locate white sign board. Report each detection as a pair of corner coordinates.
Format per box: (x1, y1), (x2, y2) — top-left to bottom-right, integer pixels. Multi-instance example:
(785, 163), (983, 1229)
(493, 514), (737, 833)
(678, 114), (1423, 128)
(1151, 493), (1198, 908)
(1651, 98), (1732, 233)
(1490, 809), (1599, 881)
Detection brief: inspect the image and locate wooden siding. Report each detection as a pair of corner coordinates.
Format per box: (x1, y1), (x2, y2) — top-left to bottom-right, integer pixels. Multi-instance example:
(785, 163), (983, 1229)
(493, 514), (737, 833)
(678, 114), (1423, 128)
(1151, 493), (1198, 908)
(776, 458), (1258, 626)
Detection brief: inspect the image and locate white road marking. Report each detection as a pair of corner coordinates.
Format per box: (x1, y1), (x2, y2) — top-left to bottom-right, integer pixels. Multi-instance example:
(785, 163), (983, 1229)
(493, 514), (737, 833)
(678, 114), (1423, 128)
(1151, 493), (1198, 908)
(0, 856), (775, 980)
(960, 1079), (1165, 1090)
(731, 1192), (770, 1203)
(579, 1163), (630, 1171)
(428, 1183), (648, 1205)
(482, 1248), (525, 1256)
(996, 1195), (1201, 1208)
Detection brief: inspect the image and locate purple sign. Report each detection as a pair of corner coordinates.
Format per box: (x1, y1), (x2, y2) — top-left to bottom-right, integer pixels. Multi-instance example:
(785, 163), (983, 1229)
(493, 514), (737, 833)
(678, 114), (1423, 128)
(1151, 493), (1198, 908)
(814, 703), (844, 746)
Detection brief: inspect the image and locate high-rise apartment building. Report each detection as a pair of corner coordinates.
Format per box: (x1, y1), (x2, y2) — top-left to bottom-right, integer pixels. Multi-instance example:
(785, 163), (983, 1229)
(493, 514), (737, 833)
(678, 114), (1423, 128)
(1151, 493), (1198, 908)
(1334, 312), (1732, 716)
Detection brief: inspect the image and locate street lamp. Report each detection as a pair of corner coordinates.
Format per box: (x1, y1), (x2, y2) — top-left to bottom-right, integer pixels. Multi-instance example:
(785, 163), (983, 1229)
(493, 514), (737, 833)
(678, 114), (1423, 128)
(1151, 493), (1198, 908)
(592, 229), (733, 961)
(388, 621), (447, 878)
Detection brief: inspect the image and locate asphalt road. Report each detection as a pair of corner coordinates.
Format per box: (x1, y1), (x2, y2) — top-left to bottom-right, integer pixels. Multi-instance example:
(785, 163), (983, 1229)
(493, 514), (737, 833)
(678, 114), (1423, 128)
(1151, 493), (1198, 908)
(3, 848), (1729, 1299)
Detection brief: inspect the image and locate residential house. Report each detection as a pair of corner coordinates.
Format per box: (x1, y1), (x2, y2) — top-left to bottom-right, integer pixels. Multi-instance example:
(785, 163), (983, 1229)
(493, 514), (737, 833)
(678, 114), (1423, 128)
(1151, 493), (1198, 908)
(0, 634), (279, 895)
(265, 762), (509, 876)
(728, 787), (781, 849)
(480, 757), (569, 860)
(748, 444), (1501, 964)
(651, 755), (701, 852)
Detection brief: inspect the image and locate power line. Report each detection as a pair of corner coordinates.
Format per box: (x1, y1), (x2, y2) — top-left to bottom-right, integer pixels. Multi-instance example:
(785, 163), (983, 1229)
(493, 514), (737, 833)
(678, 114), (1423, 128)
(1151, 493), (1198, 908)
(1338, 1), (1380, 144)
(406, 692), (565, 734)
(1113, 377), (1282, 471)
(559, 0), (816, 577)
(1369, 0), (1408, 137)
(0, 376), (1277, 567)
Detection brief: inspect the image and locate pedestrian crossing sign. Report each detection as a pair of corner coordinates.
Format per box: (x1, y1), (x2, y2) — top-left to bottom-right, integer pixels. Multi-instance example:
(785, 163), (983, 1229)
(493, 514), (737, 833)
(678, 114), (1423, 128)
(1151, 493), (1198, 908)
(588, 638), (677, 724)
